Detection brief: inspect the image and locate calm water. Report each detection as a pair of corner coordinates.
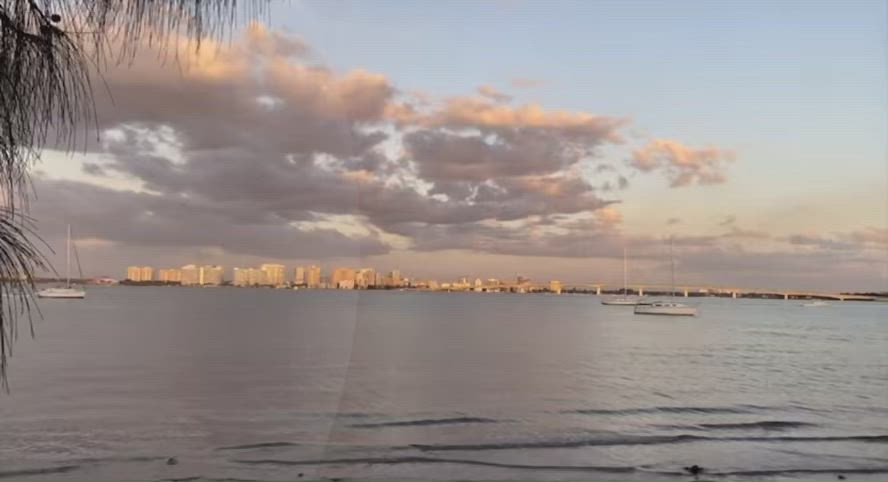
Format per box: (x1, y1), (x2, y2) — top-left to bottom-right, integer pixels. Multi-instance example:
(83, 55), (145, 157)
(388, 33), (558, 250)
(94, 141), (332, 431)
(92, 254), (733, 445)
(1, 287), (887, 480)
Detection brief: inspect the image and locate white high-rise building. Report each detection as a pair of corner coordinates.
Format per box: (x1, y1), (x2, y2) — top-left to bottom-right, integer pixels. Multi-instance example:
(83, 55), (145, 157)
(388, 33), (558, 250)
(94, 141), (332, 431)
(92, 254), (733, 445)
(307, 265), (321, 288)
(126, 266), (154, 281)
(181, 265), (200, 285)
(158, 268), (182, 282)
(199, 265), (224, 285)
(294, 266), (305, 286)
(261, 264), (287, 286)
(356, 268), (376, 288)
(234, 267), (267, 286)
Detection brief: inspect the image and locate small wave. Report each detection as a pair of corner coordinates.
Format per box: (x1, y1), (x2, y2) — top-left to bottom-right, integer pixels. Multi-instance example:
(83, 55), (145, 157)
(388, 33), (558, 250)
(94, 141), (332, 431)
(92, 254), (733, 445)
(567, 405), (757, 416)
(654, 467), (888, 477)
(350, 416), (499, 428)
(0, 465), (80, 479)
(216, 442), (300, 451)
(412, 434), (888, 452)
(158, 477), (264, 482)
(659, 421), (817, 431)
(75, 455), (169, 464)
(235, 456), (635, 473)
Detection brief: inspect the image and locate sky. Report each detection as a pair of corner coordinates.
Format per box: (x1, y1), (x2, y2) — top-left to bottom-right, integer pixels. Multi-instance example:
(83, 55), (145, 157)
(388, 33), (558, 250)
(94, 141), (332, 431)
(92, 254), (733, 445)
(33, 0), (887, 291)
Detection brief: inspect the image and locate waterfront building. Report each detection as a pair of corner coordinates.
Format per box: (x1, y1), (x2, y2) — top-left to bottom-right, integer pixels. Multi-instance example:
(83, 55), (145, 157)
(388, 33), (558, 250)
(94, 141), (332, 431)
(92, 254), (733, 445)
(200, 265), (224, 285)
(158, 268), (182, 282)
(307, 265), (322, 288)
(261, 263), (287, 286)
(294, 267), (305, 286)
(180, 265), (200, 285)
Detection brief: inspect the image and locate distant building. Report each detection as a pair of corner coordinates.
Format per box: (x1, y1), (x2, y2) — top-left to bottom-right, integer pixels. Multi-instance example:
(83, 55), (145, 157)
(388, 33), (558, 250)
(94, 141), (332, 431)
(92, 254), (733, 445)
(294, 266), (305, 286)
(261, 263), (287, 286)
(390, 269), (402, 287)
(550, 280), (563, 294)
(474, 278), (483, 292)
(126, 266), (153, 281)
(332, 268), (356, 288)
(200, 265), (224, 285)
(337, 279), (355, 290)
(181, 265), (200, 285)
(517, 275), (529, 285)
(234, 267), (270, 286)
(158, 268), (182, 282)
(307, 265), (322, 288)
(356, 268), (376, 288)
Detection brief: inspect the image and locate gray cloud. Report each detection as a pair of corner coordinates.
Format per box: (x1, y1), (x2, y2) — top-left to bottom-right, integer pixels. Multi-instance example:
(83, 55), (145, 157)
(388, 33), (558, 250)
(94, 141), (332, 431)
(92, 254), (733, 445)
(33, 178), (391, 259)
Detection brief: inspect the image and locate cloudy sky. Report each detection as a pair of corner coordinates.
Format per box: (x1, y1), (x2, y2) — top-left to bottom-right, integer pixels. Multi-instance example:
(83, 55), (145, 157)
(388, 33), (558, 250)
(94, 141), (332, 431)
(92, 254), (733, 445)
(33, 0), (887, 291)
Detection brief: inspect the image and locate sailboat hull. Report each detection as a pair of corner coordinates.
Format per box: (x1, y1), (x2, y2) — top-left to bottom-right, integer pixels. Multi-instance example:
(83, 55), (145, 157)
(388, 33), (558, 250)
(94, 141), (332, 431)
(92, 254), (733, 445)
(634, 302), (696, 316)
(602, 298), (642, 306)
(37, 288), (85, 299)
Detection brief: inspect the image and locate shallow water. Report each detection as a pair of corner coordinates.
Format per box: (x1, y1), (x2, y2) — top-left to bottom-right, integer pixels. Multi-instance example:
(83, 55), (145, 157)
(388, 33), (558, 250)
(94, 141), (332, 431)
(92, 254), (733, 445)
(1, 287), (886, 480)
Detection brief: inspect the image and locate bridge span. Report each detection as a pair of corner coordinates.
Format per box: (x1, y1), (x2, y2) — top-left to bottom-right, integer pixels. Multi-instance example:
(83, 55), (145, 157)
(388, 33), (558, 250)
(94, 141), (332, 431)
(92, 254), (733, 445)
(558, 283), (876, 301)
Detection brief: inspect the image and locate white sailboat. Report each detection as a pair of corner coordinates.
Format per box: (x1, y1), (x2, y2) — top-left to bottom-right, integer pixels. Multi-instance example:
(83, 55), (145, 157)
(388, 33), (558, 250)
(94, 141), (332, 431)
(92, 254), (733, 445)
(37, 225), (86, 299)
(602, 248), (642, 306)
(634, 237), (696, 316)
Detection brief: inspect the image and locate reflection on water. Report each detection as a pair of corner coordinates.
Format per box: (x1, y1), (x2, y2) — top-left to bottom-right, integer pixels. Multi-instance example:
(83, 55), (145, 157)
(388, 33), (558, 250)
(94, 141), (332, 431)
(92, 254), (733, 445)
(0, 287), (886, 480)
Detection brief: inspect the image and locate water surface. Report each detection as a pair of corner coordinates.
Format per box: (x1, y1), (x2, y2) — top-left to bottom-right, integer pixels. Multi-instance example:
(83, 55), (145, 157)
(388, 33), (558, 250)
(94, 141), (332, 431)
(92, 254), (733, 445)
(1, 287), (886, 480)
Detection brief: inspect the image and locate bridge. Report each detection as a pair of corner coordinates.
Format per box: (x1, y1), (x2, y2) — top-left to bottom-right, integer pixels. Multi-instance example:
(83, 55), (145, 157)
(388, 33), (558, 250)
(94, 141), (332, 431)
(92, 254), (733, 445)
(480, 282), (876, 301)
(558, 283), (877, 301)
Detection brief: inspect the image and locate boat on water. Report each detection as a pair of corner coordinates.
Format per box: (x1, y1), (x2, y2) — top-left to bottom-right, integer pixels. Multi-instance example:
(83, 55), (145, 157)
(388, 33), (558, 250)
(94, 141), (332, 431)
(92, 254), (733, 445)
(602, 248), (643, 306)
(635, 300), (698, 316)
(634, 237), (696, 317)
(37, 225), (85, 300)
(802, 300), (829, 307)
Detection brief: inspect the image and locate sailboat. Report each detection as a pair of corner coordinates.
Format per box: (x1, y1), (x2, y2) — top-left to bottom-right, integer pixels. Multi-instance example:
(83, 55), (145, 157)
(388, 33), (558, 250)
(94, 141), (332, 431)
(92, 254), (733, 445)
(634, 237), (696, 316)
(37, 225), (86, 299)
(602, 248), (642, 306)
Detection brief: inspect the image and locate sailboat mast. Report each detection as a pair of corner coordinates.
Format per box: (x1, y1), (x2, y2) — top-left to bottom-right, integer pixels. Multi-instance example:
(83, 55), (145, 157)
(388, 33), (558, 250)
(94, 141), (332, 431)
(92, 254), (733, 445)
(623, 247), (628, 294)
(66, 224), (71, 288)
(670, 236), (675, 299)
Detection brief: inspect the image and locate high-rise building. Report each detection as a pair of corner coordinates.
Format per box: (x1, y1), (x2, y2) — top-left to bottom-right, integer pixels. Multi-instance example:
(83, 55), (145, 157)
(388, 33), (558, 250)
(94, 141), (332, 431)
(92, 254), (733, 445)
(234, 267), (267, 286)
(356, 268), (376, 288)
(181, 265), (200, 285)
(126, 266), (153, 281)
(307, 265), (321, 288)
(158, 268), (182, 282)
(294, 266), (305, 286)
(390, 269), (402, 287)
(261, 264), (287, 286)
(375, 272), (384, 287)
(549, 280), (563, 294)
(337, 279), (355, 290)
(331, 268), (356, 288)
(200, 265), (224, 285)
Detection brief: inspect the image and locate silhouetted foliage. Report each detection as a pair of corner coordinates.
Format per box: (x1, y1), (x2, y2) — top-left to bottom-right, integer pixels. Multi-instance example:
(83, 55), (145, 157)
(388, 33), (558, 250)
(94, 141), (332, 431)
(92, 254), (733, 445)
(0, 0), (264, 389)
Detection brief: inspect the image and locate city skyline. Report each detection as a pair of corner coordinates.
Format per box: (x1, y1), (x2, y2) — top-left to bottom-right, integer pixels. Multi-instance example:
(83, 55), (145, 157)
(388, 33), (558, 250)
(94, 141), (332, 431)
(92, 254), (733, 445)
(30, 1), (887, 292)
